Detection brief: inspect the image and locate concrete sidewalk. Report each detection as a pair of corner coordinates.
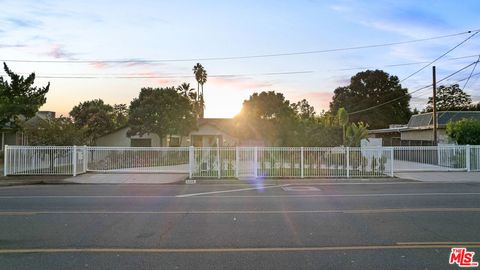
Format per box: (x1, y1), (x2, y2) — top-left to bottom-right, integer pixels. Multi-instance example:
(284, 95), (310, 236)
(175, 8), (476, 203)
(395, 171), (480, 182)
(64, 173), (188, 184)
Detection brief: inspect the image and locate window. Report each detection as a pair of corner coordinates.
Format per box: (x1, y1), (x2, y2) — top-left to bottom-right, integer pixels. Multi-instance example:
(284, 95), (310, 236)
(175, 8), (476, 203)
(169, 137), (180, 147)
(130, 138), (151, 147)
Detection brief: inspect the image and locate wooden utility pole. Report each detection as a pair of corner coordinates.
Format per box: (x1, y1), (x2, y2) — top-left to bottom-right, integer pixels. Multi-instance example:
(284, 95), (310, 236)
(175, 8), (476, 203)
(432, 66), (437, 146)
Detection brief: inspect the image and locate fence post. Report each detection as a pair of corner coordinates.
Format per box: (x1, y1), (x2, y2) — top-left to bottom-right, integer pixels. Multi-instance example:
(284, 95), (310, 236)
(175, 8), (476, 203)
(300, 147), (304, 179)
(3, 145), (8, 176)
(254, 147), (258, 178)
(390, 147), (394, 177)
(189, 146), (194, 179)
(346, 147), (350, 178)
(72, 145), (77, 176)
(217, 145), (221, 179)
(466, 145), (471, 172)
(83, 145), (87, 173)
(235, 146), (239, 178)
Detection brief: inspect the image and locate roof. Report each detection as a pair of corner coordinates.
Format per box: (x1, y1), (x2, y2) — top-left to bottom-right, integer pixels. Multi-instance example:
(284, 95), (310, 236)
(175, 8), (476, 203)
(197, 118), (237, 136)
(408, 111), (480, 128)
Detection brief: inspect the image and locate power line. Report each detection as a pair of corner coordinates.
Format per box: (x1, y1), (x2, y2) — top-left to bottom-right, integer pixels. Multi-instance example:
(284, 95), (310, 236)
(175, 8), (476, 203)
(348, 60), (480, 115)
(399, 31), (479, 83)
(336, 54), (479, 71)
(2, 53), (478, 79)
(0, 70), (314, 79)
(1, 29), (478, 64)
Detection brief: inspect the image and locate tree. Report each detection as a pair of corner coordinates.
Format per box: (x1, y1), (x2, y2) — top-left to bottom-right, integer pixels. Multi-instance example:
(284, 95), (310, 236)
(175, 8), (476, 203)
(23, 117), (86, 146)
(446, 119), (480, 145)
(69, 99), (119, 144)
(0, 62), (50, 127)
(329, 70), (411, 129)
(291, 99), (316, 120)
(236, 91), (298, 146)
(336, 107), (348, 145)
(112, 104), (129, 128)
(193, 63), (207, 118)
(345, 122), (369, 147)
(128, 87), (197, 145)
(425, 84), (472, 112)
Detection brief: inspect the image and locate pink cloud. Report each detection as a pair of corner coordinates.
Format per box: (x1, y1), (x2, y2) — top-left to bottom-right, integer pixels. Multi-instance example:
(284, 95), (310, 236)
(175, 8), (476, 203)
(289, 91), (334, 112)
(47, 45), (74, 59)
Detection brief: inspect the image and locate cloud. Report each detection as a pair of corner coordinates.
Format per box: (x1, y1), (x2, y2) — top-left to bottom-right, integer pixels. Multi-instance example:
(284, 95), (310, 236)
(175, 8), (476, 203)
(7, 17), (41, 28)
(210, 76), (273, 89)
(0, 43), (26, 48)
(47, 45), (75, 59)
(289, 91), (334, 112)
(330, 2), (451, 38)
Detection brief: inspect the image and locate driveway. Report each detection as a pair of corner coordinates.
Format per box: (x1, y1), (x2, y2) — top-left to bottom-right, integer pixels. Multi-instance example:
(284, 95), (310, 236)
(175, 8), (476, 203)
(395, 171), (480, 182)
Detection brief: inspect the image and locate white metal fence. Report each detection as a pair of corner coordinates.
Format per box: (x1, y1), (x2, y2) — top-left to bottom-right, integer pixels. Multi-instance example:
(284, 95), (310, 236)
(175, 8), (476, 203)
(4, 145), (480, 177)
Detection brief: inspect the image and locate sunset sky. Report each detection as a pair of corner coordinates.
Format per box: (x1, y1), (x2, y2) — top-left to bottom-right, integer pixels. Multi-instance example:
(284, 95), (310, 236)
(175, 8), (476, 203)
(1, 0), (479, 118)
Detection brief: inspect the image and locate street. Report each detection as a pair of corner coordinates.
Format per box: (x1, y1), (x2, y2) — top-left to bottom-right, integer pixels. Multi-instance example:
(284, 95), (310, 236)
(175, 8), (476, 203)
(0, 181), (479, 269)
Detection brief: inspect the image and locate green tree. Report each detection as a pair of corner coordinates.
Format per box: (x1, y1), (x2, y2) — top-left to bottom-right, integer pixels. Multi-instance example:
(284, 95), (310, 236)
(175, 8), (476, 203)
(345, 122), (369, 147)
(0, 63), (50, 127)
(336, 107), (348, 145)
(329, 70), (411, 129)
(446, 119), (480, 145)
(236, 91), (298, 146)
(23, 117), (86, 146)
(69, 99), (118, 144)
(128, 87), (197, 145)
(291, 99), (316, 120)
(425, 84), (472, 112)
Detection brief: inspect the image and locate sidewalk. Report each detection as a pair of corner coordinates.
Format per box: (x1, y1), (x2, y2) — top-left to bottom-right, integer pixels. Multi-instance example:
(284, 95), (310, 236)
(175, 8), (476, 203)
(394, 172), (480, 183)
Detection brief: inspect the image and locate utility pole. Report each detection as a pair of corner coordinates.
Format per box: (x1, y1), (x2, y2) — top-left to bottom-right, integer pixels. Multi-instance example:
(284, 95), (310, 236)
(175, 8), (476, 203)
(432, 66), (437, 146)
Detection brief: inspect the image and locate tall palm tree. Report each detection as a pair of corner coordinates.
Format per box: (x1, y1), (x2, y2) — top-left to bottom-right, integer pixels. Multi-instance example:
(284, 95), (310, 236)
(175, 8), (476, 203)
(193, 63), (207, 118)
(193, 63), (204, 101)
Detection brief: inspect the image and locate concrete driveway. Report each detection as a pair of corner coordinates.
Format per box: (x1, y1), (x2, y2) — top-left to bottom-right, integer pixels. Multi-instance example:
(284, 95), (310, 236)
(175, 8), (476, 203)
(395, 171), (480, 182)
(64, 173), (188, 184)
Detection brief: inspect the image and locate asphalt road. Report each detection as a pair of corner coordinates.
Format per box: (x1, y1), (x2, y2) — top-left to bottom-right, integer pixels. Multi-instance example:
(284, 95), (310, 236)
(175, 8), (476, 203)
(0, 181), (480, 269)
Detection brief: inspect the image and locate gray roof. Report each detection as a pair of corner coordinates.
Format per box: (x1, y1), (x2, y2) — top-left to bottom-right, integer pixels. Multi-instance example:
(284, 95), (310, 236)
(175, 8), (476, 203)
(408, 111), (480, 128)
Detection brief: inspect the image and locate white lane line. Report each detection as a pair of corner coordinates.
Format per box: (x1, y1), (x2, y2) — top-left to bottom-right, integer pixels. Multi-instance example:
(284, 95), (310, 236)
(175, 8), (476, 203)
(0, 192), (480, 199)
(180, 192), (480, 198)
(175, 184), (290, 198)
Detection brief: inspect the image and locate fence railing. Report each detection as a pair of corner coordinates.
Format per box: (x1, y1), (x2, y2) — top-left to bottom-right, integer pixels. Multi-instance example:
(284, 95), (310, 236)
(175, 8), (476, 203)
(4, 145), (480, 177)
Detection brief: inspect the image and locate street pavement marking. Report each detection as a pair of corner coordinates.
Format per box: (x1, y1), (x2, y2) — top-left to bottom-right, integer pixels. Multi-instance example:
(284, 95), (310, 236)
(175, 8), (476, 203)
(1, 192), (480, 199)
(1, 244), (480, 254)
(175, 184), (289, 197)
(1, 207), (480, 216)
(397, 242), (480, 245)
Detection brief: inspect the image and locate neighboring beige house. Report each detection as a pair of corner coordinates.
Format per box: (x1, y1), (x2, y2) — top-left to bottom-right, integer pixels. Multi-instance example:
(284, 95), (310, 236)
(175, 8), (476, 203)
(1, 111), (55, 151)
(95, 118), (261, 147)
(369, 111), (480, 146)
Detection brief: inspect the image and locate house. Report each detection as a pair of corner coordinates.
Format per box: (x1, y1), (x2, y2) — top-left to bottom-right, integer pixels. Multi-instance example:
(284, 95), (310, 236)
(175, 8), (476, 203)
(95, 118), (262, 147)
(369, 111), (480, 146)
(1, 111), (55, 151)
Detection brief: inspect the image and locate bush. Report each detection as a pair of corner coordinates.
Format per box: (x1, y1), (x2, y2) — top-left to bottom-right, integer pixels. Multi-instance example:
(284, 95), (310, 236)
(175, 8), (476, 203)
(446, 119), (480, 145)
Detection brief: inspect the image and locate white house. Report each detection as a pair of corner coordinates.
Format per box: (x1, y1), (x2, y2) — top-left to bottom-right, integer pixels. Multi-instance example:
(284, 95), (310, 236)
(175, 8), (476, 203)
(95, 118), (262, 147)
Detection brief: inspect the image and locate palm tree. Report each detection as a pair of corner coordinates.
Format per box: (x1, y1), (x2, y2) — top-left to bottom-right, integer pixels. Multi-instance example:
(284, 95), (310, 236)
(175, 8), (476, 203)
(345, 122), (369, 147)
(176, 83), (195, 99)
(193, 63), (204, 101)
(193, 63), (207, 118)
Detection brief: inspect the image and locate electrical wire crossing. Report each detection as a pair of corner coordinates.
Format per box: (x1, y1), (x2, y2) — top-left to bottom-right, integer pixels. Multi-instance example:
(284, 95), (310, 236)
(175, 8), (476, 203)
(1, 29), (479, 64)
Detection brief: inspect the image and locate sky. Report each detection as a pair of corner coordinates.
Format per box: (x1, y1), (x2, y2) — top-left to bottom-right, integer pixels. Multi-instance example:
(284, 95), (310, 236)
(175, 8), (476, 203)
(1, 0), (479, 118)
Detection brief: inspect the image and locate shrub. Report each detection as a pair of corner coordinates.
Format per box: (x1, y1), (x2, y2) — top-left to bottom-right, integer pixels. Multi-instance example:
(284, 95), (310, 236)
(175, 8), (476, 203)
(446, 119), (480, 145)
